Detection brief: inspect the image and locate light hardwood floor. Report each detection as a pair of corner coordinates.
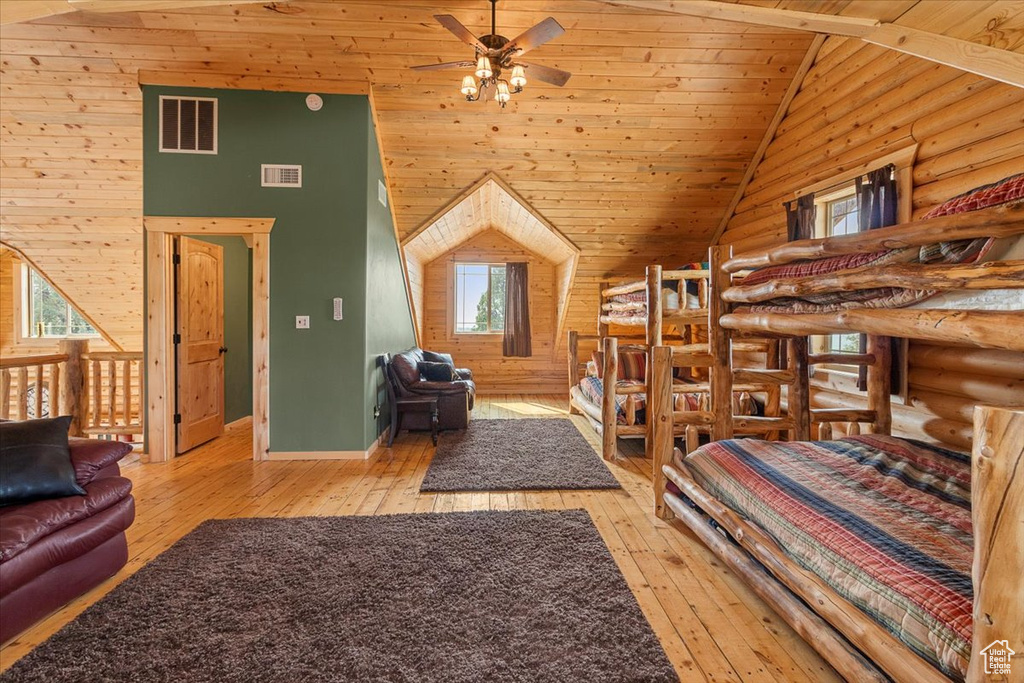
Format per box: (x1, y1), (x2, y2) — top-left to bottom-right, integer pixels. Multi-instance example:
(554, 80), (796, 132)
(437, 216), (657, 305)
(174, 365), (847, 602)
(0, 395), (841, 682)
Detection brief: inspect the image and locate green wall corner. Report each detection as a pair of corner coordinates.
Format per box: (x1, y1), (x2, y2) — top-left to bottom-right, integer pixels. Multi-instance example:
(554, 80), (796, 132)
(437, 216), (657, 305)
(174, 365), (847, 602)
(143, 87), (412, 453)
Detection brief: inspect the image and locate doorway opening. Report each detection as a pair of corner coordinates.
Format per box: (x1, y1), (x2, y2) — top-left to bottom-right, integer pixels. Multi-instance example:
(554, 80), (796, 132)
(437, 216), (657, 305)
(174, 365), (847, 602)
(145, 216), (274, 463)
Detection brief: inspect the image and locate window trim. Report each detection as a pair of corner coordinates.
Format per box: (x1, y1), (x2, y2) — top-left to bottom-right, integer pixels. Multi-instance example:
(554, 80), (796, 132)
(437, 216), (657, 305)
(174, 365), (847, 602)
(158, 95), (219, 155)
(13, 262), (101, 345)
(452, 261), (506, 336)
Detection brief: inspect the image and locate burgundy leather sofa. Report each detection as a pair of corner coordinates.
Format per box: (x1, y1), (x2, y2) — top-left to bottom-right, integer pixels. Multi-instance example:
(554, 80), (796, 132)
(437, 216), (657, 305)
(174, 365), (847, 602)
(0, 438), (135, 643)
(388, 348), (475, 430)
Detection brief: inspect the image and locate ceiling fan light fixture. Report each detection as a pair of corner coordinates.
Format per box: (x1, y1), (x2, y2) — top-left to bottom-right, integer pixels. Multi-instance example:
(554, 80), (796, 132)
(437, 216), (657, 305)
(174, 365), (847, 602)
(495, 80), (511, 105)
(510, 64), (527, 89)
(460, 75), (479, 97)
(475, 55), (493, 79)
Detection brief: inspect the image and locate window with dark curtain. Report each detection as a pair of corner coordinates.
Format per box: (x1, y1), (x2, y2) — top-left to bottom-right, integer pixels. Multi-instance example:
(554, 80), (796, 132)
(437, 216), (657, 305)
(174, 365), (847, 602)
(784, 193), (816, 242)
(502, 262), (532, 358)
(855, 164), (903, 393)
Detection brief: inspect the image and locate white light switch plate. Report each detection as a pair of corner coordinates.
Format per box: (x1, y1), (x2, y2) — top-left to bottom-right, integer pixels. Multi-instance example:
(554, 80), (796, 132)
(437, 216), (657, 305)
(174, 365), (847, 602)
(295, 315), (310, 329)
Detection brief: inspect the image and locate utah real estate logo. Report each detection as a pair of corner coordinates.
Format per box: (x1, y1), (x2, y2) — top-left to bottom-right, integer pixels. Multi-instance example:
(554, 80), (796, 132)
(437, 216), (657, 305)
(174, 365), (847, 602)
(980, 640), (1015, 676)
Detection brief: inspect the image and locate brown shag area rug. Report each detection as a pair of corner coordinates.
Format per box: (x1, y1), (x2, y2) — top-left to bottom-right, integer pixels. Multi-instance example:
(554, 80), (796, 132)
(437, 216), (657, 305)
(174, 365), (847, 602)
(420, 418), (621, 492)
(1, 511), (677, 683)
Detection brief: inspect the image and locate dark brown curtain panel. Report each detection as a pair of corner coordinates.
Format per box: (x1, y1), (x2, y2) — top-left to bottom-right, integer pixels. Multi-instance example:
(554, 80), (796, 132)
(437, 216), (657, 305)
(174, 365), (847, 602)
(502, 262), (532, 358)
(855, 164), (902, 392)
(784, 193), (817, 242)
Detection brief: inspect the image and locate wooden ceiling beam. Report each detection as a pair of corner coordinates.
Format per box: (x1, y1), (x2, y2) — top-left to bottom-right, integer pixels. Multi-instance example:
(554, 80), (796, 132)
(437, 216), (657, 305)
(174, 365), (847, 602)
(0, 0), (266, 26)
(604, 0), (1024, 88)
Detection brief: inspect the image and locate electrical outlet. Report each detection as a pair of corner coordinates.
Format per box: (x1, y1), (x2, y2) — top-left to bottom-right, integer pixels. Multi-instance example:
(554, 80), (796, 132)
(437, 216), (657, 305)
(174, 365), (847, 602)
(295, 315), (310, 329)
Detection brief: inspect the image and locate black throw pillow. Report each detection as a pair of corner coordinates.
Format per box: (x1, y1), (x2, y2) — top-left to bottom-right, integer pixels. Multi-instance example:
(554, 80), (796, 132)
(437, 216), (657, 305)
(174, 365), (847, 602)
(0, 416), (85, 507)
(419, 361), (458, 382)
(422, 350), (455, 367)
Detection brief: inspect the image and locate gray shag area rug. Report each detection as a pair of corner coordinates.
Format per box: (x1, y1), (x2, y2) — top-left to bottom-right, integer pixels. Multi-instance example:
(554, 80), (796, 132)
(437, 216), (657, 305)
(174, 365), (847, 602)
(420, 418), (621, 492)
(1, 511), (677, 683)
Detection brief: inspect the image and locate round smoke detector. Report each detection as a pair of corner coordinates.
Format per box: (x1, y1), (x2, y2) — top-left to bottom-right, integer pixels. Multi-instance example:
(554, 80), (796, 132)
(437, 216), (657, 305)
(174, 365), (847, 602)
(305, 94), (323, 111)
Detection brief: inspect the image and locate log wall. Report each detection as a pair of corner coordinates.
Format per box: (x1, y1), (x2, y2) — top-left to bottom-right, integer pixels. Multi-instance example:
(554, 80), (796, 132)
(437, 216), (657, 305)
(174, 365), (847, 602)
(719, 37), (1024, 451)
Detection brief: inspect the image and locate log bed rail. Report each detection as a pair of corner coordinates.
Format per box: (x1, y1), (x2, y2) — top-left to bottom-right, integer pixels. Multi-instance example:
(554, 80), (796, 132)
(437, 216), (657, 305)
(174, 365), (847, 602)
(649, 199), (1024, 682)
(0, 340), (143, 438)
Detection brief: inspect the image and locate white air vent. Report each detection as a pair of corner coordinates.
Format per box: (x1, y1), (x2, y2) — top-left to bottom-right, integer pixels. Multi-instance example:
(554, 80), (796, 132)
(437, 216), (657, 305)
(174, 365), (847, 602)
(159, 96), (217, 154)
(261, 164), (302, 188)
(378, 179), (387, 207)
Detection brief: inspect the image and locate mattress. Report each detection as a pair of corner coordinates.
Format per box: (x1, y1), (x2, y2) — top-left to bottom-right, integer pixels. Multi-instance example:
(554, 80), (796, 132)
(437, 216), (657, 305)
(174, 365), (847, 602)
(675, 435), (973, 680)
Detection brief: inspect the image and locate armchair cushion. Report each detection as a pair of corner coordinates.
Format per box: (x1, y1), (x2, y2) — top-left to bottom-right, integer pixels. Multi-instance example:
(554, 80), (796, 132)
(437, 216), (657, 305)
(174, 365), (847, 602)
(407, 380), (471, 396)
(419, 361), (458, 382)
(391, 348), (426, 388)
(455, 368), (473, 381)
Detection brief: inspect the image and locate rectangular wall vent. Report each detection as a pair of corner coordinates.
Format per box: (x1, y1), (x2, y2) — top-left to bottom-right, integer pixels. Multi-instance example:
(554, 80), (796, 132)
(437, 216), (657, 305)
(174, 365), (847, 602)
(159, 96), (217, 154)
(378, 179), (387, 207)
(261, 164), (302, 188)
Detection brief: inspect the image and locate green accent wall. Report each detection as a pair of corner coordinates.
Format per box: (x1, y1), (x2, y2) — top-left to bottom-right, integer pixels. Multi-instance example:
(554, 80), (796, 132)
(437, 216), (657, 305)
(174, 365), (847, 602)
(188, 235), (252, 424)
(144, 87), (412, 452)
(364, 119), (417, 444)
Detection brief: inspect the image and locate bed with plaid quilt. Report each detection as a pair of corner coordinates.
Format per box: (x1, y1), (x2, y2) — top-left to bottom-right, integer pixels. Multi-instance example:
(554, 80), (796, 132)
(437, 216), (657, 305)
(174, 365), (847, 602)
(673, 435), (973, 680)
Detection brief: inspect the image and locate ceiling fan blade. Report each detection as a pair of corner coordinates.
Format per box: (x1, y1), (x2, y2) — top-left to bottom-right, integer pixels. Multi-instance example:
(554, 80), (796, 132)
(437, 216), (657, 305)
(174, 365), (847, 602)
(434, 14), (488, 53)
(504, 17), (565, 57)
(410, 60), (476, 71)
(518, 61), (572, 87)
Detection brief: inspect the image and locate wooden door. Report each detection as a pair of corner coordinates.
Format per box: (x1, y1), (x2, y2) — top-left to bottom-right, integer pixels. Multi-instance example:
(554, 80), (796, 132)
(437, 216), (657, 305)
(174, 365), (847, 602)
(176, 236), (225, 454)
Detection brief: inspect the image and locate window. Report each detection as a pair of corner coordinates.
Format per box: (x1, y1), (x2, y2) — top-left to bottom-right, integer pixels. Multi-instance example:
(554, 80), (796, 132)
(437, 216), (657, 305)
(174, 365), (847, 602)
(159, 96), (217, 154)
(21, 266), (98, 339)
(454, 263), (505, 334)
(814, 186), (861, 359)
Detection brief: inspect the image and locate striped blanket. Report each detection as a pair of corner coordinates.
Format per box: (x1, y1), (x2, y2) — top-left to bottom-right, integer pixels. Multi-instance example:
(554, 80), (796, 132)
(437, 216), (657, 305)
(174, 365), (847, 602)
(677, 435), (973, 680)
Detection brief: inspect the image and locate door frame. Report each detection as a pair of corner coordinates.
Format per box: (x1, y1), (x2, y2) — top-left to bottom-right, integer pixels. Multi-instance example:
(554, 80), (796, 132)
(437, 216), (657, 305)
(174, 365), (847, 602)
(144, 216), (274, 463)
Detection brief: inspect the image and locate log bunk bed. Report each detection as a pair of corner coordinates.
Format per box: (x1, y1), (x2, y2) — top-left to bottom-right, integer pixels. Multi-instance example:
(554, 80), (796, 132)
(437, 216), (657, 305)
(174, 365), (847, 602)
(568, 253), (792, 460)
(649, 193), (1024, 683)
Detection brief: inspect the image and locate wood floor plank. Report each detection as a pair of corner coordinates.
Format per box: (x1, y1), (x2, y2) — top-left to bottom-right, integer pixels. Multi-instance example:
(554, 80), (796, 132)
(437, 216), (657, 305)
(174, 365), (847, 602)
(0, 395), (841, 682)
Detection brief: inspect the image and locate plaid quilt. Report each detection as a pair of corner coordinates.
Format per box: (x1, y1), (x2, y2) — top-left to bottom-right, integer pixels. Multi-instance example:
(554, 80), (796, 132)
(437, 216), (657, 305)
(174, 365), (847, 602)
(679, 435), (973, 680)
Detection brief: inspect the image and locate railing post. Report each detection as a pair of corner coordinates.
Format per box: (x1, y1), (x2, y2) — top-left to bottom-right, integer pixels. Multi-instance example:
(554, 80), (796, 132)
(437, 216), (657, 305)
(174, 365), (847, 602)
(59, 339), (88, 436)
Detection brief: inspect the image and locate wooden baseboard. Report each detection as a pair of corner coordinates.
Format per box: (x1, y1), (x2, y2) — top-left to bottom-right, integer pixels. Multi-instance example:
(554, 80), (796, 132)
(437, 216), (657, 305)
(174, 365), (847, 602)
(268, 449), (373, 461)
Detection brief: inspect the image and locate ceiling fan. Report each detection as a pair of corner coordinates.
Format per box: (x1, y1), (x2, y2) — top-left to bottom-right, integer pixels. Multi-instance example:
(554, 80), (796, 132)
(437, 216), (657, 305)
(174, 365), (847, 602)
(411, 0), (572, 107)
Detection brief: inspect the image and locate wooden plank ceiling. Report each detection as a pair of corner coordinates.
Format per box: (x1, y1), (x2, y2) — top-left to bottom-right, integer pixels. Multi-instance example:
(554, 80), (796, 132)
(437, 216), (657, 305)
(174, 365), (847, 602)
(1, 0), (1020, 350)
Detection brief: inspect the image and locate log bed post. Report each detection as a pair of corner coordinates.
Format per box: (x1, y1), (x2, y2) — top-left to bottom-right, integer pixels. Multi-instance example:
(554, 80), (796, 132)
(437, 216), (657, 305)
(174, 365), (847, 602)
(788, 337), (812, 441)
(568, 330), (580, 415)
(866, 334), (892, 435)
(709, 246), (733, 441)
(598, 281), (609, 338)
(601, 336), (618, 461)
(650, 345), (673, 520)
(969, 405), (1024, 683)
(646, 264), (663, 347)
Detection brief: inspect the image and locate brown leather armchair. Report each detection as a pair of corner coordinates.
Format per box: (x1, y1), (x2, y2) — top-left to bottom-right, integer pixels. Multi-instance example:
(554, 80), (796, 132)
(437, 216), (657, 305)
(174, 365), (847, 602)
(386, 348), (475, 431)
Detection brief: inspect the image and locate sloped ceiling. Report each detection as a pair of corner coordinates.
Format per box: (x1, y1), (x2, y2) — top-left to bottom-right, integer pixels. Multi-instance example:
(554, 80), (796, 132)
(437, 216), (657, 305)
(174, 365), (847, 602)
(402, 173), (579, 345)
(0, 1), (1019, 350)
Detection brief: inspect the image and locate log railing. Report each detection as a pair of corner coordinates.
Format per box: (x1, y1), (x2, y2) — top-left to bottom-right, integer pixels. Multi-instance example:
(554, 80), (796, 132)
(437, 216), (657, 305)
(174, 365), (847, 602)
(0, 340), (142, 437)
(81, 351), (144, 436)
